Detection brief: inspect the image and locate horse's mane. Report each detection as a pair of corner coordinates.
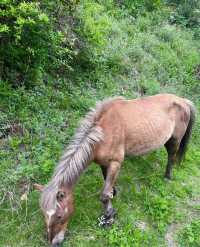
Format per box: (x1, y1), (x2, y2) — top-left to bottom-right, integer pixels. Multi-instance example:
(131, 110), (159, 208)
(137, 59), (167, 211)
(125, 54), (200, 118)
(40, 96), (124, 211)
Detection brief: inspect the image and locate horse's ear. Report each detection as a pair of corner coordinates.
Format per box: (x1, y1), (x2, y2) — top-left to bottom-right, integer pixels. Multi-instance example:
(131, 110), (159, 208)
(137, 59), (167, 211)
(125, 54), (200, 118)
(56, 191), (66, 202)
(33, 183), (44, 192)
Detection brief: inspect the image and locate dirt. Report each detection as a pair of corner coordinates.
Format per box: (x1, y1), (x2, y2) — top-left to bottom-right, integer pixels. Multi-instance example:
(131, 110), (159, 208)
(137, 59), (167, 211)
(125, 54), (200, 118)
(165, 223), (180, 247)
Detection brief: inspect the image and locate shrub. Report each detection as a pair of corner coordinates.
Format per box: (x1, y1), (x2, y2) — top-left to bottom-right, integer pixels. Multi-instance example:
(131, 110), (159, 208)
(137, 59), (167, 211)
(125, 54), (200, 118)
(0, 0), (74, 86)
(145, 195), (172, 227)
(117, 0), (162, 16)
(169, 0), (200, 27)
(105, 224), (156, 246)
(179, 220), (200, 247)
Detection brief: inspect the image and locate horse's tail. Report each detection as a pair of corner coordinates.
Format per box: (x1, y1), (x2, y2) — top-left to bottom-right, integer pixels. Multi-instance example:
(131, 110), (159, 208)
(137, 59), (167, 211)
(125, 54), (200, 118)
(176, 99), (196, 164)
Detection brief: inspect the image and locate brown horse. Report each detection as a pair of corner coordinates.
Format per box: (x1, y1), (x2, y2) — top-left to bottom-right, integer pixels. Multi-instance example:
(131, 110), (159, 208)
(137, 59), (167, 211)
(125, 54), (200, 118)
(34, 94), (195, 246)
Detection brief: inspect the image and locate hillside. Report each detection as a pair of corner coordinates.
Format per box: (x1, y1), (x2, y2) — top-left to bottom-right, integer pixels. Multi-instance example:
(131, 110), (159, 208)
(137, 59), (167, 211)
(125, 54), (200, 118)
(0, 1), (200, 246)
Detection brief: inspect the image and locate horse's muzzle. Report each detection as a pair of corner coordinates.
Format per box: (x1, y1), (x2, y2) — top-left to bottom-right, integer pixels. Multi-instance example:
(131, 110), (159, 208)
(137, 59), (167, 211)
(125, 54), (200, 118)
(51, 244), (61, 247)
(50, 230), (65, 247)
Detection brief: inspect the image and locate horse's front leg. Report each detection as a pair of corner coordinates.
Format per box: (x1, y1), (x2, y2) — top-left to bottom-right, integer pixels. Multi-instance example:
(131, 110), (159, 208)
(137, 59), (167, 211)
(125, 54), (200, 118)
(99, 161), (121, 227)
(100, 166), (117, 197)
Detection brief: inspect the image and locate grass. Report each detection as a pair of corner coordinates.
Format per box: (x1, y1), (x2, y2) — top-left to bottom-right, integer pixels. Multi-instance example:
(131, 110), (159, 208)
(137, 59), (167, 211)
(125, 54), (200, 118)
(1, 84), (200, 247)
(1, 1), (200, 247)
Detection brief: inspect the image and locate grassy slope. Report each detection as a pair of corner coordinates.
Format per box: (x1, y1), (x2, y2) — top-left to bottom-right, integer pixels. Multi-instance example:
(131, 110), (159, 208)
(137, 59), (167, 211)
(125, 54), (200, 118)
(0, 2), (200, 247)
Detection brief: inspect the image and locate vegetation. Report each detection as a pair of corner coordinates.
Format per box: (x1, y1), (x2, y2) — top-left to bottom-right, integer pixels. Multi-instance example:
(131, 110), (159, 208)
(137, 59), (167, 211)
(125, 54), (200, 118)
(0, 0), (200, 246)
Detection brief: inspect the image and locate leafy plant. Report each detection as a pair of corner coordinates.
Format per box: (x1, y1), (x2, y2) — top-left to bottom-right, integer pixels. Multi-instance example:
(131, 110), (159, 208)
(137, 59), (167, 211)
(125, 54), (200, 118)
(0, 0), (74, 86)
(169, 0), (200, 27)
(105, 224), (155, 246)
(179, 220), (200, 247)
(145, 195), (173, 227)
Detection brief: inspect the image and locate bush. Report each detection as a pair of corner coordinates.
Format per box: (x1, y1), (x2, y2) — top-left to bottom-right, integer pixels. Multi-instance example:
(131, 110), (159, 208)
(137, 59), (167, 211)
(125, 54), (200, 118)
(169, 0), (200, 27)
(179, 220), (200, 247)
(145, 195), (172, 227)
(0, 0), (74, 86)
(117, 0), (162, 16)
(105, 224), (156, 246)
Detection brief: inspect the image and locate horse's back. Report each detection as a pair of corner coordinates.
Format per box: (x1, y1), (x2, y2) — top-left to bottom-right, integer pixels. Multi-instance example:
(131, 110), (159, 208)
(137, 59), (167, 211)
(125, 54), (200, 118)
(119, 94), (178, 155)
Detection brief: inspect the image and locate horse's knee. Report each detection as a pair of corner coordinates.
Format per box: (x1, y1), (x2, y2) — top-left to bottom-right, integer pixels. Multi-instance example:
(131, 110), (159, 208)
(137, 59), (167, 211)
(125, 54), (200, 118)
(100, 191), (113, 203)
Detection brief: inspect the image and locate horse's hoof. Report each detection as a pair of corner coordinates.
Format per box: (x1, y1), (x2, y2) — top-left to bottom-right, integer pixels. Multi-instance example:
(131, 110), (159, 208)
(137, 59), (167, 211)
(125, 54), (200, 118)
(103, 217), (115, 227)
(98, 208), (117, 227)
(98, 215), (115, 227)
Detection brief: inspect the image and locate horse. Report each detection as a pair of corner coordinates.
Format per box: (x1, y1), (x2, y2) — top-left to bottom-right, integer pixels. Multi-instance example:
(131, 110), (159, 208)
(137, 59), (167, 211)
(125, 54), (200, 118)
(34, 94), (195, 247)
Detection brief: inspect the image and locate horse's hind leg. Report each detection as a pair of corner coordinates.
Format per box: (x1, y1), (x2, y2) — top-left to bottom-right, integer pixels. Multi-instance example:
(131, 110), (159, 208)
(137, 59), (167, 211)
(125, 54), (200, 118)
(100, 166), (117, 196)
(164, 137), (179, 179)
(99, 161), (121, 227)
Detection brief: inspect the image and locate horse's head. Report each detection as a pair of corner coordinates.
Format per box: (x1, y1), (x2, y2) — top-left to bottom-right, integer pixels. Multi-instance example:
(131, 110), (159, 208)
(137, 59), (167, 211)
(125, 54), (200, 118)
(34, 184), (74, 246)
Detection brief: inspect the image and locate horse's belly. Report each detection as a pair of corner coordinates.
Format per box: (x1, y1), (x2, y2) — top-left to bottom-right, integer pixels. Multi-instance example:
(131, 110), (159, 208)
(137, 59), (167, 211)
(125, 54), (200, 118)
(125, 119), (174, 156)
(127, 140), (166, 156)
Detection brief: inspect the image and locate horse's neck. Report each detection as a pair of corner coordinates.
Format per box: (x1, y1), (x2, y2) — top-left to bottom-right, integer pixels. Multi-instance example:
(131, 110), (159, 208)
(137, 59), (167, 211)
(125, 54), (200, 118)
(52, 155), (94, 188)
(68, 156), (94, 185)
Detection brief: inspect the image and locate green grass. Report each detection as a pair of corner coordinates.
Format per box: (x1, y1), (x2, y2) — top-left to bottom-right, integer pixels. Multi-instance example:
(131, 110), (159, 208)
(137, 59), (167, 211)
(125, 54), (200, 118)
(1, 1), (200, 247)
(1, 84), (200, 247)
(179, 219), (200, 247)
